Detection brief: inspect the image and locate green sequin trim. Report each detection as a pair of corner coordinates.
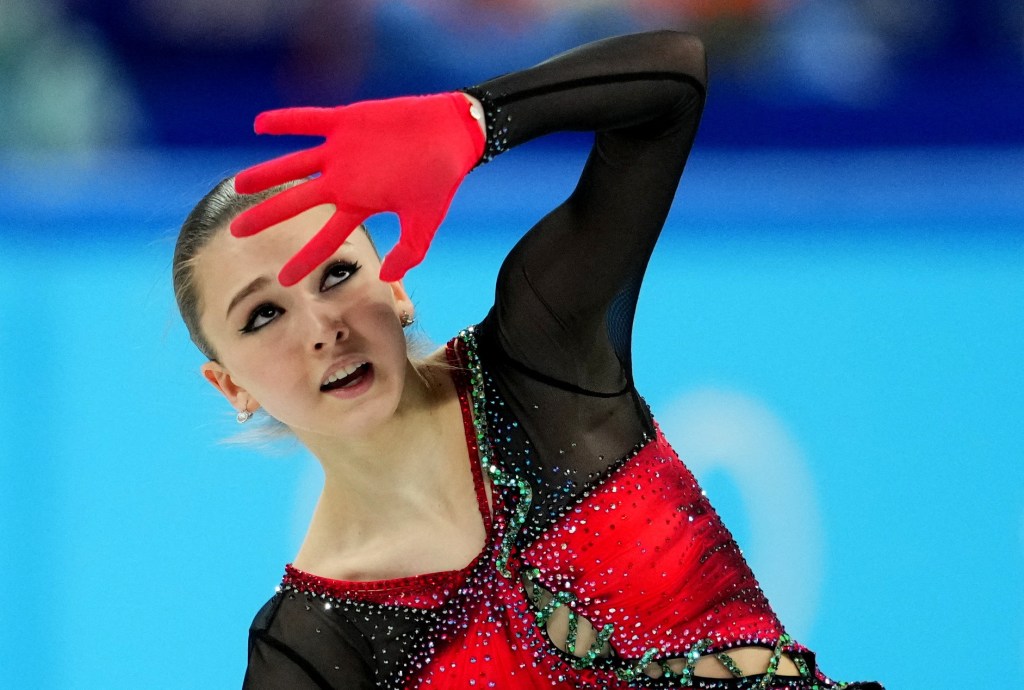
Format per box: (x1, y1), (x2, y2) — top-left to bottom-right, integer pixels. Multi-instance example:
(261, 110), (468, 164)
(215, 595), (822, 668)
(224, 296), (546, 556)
(535, 589), (576, 628)
(649, 638), (715, 684)
(463, 329), (621, 673)
(460, 327), (533, 578)
(522, 567), (615, 672)
(615, 647), (662, 681)
(566, 609), (579, 655)
(751, 634), (793, 690)
(459, 329), (858, 688)
(715, 651), (744, 678)
(793, 653), (811, 678)
(571, 623), (616, 670)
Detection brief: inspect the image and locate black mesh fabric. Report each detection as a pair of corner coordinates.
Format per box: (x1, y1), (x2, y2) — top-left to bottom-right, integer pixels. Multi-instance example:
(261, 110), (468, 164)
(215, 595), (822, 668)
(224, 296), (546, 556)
(243, 31), (707, 688)
(467, 30), (706, 543)
(245, 592), (440, 689)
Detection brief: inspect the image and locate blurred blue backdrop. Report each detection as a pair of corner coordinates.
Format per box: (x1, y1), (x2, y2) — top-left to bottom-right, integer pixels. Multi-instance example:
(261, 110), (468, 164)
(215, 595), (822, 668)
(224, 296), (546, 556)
(2, 1), (1022, 688)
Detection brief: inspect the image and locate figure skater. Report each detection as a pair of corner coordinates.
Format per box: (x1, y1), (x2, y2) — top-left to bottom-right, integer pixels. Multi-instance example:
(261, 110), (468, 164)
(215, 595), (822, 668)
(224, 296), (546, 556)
(173, 30), (882, 690)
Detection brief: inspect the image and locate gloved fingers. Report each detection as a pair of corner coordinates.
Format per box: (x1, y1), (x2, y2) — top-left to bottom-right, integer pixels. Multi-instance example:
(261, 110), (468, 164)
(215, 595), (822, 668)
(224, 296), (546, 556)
(234, 146), (323, 195)
(378, 204), (447, 282)
(278, 208), (369, 287)
(378, 243), (418, 283)
(254, 107), (341, 137)
(230, 178), (326, 238)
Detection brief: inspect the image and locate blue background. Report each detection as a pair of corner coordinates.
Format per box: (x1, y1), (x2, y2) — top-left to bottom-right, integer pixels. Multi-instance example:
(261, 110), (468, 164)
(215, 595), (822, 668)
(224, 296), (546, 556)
(2, 1), (1023, 688)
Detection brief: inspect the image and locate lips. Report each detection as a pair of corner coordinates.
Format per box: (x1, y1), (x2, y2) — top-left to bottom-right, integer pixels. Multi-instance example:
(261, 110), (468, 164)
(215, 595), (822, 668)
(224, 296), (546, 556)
(320, 362), (372, 392)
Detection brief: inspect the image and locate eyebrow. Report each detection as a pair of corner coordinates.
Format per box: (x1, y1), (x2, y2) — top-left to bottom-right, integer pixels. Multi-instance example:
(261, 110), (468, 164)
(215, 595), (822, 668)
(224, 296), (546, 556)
(226, 275), (272, 318)
(222, 239), (356, 318)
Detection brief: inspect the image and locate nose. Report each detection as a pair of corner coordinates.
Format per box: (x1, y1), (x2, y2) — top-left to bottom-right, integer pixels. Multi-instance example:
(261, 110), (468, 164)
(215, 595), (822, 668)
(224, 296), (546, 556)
(313, 331), (343, 351)
(306, 301), (348, 352)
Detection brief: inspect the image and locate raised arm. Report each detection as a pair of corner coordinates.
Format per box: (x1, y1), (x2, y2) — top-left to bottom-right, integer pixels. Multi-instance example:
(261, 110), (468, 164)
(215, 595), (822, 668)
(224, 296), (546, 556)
(463, 32), (707, 541)
(230, 32), (703, 311)
(466, 30), (707, 393)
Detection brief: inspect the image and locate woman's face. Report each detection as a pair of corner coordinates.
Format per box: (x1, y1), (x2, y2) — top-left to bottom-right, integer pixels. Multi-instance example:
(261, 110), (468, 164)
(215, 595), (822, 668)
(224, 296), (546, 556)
(194, 204), (414, 439)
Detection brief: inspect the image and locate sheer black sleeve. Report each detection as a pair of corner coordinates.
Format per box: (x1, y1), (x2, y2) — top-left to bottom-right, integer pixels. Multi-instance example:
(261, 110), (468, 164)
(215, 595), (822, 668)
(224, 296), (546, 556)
(242, 593), (377, 689)
(462, 31), (707, 541)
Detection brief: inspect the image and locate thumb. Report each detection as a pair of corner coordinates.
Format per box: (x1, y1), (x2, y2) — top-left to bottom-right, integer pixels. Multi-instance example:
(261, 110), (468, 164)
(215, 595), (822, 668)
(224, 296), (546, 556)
(378, 205), (447, 282)
(379, 244), (417, 283)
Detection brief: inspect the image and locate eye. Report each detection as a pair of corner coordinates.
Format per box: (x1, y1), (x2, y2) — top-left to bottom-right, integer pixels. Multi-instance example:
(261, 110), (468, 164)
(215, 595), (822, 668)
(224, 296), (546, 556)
(240, 303), (283, 333)
(321, 260), (360, 291)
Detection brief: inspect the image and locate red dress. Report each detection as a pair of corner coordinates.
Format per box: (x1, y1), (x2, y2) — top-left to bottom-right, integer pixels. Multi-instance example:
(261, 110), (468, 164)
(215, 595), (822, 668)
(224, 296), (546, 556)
(265, 334), (873, 689)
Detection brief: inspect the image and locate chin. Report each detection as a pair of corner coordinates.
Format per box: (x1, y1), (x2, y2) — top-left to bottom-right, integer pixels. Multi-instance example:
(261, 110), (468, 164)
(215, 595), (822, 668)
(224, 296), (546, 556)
(321, 387), (404, 439)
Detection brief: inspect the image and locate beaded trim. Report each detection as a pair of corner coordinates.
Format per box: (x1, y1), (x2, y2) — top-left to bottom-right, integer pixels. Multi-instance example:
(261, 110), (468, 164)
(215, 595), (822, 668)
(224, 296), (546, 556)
(524, 567), (617, 671)
(279, 558), (480, 609)
(459, 326), (532, 577)
(456, 326), (866, 689)
(461, 87), (512, 165)
(751, 635), (795, 690)
(447, 339), (494, 535)
(716, 652), (744, 678)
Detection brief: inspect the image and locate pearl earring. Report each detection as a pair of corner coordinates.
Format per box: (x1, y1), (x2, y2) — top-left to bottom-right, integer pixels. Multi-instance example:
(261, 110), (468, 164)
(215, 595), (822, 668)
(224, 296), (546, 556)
(400, 312), (415, 328)
(236, 407), (253, 424)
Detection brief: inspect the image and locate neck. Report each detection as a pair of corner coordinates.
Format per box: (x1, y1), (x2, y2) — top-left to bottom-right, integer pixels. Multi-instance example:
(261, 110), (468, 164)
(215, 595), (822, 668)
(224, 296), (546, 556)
(293, 353), (464, 563)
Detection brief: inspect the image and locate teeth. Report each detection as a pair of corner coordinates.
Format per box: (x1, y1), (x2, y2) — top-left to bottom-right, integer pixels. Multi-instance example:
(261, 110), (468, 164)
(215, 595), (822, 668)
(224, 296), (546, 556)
(323, 362), (367, 387)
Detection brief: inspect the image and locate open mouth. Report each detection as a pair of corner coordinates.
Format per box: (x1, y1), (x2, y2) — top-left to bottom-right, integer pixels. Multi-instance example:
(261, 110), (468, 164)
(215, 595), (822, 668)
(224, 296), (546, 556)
(320, 362), (372, 392)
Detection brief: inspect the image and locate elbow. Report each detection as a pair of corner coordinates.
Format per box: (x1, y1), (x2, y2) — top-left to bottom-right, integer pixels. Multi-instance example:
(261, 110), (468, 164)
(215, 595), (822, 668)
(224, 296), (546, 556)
(652, 30), (708, 94)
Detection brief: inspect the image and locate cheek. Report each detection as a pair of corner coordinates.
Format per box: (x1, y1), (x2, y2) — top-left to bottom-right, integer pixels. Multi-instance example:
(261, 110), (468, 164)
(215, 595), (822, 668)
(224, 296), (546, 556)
(227, 338), (308, 406)
(247, 370), (310, 425)
(348, 284), (404, 339)
(370, 304), (408, 354)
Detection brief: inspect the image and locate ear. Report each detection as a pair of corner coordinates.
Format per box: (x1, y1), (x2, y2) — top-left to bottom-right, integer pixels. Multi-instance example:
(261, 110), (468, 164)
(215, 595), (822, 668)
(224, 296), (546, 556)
(388, 279), (414, 320)
(200, 361), (260, 413)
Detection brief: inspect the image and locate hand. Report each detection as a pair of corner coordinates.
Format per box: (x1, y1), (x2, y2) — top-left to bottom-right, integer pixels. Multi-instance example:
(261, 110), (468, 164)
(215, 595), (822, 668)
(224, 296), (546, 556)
(231, 92), (485, 285)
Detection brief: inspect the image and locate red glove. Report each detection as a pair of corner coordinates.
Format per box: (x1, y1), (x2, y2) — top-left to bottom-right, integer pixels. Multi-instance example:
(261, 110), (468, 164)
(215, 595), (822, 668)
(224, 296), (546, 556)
(231, 92), (485, 285)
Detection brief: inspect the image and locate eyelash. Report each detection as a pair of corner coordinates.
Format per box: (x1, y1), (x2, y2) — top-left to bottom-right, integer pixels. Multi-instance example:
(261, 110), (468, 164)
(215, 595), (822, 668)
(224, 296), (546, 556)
(321, 260), (361, 292)
(239, 260), (361, 334)
(240, 303), (280, 334)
